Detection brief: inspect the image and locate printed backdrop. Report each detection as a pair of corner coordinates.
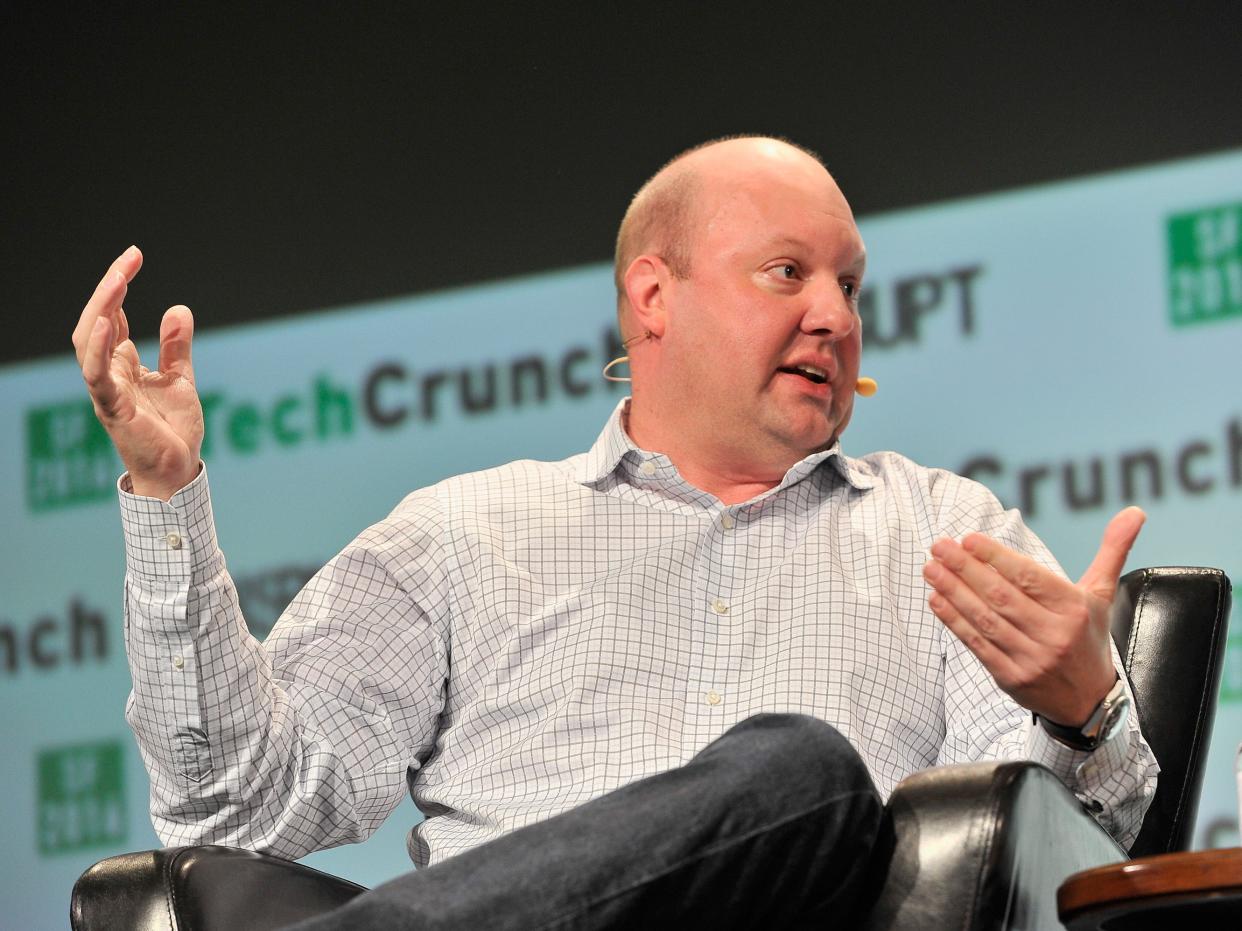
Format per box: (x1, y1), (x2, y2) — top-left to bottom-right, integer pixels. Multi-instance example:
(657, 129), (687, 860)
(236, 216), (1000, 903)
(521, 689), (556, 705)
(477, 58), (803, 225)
(2, 150), (1240, 928)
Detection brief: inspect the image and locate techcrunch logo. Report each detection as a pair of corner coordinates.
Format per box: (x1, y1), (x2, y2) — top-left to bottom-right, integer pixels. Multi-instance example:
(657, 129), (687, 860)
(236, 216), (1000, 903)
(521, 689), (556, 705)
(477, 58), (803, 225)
(25, 328), (627, 512)
(1168, 201), (1242, 327)
(192, 327), (625, 459)
(960, 416), (1242, 519)
(205, 326), (627, 456)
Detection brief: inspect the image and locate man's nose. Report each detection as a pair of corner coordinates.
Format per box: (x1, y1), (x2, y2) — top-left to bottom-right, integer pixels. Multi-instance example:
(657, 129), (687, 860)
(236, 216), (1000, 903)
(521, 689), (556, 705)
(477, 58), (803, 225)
(800, 282), (857, 339)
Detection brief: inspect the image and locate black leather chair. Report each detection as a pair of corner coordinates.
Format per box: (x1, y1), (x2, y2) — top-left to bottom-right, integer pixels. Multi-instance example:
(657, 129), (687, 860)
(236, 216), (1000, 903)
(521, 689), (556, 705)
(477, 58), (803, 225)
(858, 566), (1231, 929)
(71, 567), (1231, 931)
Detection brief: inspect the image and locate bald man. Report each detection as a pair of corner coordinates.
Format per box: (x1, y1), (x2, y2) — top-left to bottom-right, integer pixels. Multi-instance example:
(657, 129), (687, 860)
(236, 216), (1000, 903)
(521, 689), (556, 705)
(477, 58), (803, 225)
(75, 136), (1156, 928)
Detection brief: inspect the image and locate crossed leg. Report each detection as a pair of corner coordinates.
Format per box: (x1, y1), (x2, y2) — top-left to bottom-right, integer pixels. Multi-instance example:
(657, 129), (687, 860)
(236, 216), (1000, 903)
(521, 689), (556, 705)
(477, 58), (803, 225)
(287, 714), (884, 930)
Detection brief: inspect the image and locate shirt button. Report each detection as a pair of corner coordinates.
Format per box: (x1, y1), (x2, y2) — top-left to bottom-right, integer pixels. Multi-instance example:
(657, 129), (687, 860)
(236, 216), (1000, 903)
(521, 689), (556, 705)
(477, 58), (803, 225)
(640, 461), (656, 476)
(705, 690), (722, 706)
(721, 513), (735, 530)
(166, 532), (183, 550)
(711, 597), (729, 615)
(172, 654), (185, 670)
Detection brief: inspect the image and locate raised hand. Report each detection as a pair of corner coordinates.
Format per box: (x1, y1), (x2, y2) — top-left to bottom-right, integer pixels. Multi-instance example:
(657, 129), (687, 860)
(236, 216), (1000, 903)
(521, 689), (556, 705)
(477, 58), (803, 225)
(922, 507), (1146, 726)
(71, 247), (205, 500)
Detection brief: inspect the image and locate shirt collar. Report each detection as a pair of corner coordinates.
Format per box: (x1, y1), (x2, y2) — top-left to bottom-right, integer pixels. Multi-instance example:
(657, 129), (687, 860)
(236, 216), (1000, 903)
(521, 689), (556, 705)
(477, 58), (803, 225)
(573, 398), (875, 492)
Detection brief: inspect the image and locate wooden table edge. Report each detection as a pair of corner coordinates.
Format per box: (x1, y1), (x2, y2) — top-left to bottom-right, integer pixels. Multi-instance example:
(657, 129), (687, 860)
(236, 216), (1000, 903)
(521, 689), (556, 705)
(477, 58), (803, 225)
(1058, 847), (1242, 918)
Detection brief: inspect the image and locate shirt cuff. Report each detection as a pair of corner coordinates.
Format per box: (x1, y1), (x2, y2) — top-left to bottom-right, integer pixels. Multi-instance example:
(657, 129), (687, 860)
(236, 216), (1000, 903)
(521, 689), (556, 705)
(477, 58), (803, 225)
(1027, 712), (1129, 812)
(118, 463), (220, 581)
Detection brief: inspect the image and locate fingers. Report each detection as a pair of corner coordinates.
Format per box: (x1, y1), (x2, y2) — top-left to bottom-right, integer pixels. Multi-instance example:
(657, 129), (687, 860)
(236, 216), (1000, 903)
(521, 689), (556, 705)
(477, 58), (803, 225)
(927, 512), (1144, 724)
(81, 317), (121, 416)
(927, 536), (1062, 637)
(72, 247), (143, 366)
(72, 271), (125, 366)
(926, 587), (1024, 687)
(923, 549), (1040, 652)
(1078, 506), (1146, 600)
(116, 304), (131, 346)
(959, 532), (1081, 614)
(157, 305), (195, 382)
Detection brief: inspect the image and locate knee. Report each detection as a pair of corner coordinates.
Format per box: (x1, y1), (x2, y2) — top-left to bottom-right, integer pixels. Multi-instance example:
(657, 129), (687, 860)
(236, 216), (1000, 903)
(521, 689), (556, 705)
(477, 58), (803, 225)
(711, 714), (876, 800)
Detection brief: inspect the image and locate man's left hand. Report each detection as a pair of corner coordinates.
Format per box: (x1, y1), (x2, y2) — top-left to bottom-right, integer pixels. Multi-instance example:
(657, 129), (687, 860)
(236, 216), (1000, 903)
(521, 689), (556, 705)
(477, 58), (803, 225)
(922, 507), (1146, 727)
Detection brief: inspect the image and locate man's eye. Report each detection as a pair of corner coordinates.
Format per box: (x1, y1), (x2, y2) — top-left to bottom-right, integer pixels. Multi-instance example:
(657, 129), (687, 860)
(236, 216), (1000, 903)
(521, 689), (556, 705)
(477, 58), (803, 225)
(769, 263), (800, 280)
(841, 281), (861, 300)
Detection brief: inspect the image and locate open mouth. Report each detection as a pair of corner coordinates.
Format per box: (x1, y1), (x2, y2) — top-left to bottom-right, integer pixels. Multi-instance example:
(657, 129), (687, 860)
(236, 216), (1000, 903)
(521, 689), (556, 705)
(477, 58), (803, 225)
(777, 365), (829, 385)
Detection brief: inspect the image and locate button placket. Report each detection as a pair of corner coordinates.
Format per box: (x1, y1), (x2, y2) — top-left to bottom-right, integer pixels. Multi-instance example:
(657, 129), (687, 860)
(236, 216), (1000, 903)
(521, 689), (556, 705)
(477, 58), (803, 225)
(689, 496), (735, 735)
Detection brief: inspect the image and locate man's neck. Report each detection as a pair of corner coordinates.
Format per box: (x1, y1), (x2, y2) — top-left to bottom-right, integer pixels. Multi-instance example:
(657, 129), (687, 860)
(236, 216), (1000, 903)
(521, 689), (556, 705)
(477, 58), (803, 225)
(623, 400), (790, 506)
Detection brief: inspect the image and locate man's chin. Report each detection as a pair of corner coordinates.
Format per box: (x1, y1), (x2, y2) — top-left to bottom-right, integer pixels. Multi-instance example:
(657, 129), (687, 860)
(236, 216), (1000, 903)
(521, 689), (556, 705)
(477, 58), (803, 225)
(763, 417), (839, 460)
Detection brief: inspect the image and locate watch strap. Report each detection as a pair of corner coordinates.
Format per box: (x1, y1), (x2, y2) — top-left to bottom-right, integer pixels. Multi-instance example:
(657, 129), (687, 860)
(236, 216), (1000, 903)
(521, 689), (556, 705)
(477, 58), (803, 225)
(1034, 676), (1129, 752)
(1035, 711), (1101, 751)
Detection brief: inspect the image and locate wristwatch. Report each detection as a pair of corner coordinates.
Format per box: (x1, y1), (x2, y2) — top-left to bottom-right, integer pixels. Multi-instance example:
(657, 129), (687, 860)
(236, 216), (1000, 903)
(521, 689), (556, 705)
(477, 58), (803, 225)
(1034, 676), (1131, 751)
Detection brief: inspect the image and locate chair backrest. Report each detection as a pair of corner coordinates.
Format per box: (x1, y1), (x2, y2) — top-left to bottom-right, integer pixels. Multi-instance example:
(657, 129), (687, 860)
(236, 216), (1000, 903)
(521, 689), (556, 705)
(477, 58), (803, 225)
(1109, 566), (1231, 857)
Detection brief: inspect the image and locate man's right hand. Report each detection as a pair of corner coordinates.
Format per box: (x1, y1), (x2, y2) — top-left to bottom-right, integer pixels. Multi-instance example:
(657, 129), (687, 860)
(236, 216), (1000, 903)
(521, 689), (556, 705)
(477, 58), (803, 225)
(72, 247), (205, 501)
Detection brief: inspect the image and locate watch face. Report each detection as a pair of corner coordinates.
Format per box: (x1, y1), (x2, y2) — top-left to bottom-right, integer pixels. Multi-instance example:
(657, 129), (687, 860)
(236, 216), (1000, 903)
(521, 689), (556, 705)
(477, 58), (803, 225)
(1099, 695), (1131, 744)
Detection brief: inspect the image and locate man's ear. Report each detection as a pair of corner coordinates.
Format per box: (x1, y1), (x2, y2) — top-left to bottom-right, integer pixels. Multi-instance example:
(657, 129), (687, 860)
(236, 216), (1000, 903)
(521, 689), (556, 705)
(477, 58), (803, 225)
(622, 255), (671, 339)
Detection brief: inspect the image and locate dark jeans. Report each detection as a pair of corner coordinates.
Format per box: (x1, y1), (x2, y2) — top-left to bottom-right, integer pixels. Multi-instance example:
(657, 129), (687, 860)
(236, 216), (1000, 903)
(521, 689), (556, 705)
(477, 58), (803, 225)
(287, 714), (884, 930)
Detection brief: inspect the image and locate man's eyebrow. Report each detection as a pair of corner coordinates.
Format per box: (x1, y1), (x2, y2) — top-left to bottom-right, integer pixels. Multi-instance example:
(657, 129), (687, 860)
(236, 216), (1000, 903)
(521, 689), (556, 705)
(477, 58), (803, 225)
(763, 235), (867, 273)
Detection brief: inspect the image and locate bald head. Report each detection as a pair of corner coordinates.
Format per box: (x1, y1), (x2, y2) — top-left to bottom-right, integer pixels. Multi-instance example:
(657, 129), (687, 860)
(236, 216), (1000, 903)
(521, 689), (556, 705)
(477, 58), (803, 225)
(613, 135), (831, 329)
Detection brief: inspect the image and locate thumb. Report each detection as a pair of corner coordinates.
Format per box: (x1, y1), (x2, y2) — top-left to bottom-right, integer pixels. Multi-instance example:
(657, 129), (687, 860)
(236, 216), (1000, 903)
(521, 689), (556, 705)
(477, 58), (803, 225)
(1078, 506), (1146, 600)
(157, 305), (195, 383)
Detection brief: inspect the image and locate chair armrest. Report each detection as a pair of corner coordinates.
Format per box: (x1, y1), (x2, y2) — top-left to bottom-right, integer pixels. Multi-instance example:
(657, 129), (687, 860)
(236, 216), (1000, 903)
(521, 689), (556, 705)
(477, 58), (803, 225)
(70, 845), (367, 931)
(858, 761), (1128, 931)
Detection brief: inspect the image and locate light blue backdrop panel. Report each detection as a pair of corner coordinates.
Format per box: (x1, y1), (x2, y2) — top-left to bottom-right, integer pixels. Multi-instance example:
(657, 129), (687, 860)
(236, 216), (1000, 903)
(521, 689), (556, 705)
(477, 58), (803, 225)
(2, 150), (1239, 927)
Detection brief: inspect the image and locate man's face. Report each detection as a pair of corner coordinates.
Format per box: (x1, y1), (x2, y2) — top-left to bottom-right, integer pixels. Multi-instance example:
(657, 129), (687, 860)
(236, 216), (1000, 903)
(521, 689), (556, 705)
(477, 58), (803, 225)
(659, 148), (866, 469)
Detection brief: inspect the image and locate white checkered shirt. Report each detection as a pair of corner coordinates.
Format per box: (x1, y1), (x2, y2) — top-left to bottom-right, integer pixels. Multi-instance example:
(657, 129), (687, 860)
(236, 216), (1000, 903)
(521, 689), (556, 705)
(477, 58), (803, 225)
(120, 399), (1157, 866)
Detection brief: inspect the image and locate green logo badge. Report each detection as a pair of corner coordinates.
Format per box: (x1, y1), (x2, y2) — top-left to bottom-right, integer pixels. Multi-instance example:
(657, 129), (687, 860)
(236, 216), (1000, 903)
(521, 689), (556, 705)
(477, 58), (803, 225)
(1167, 202), (1242, 327)
(25, 400), (119, 512)
(36, 741), (127, 855)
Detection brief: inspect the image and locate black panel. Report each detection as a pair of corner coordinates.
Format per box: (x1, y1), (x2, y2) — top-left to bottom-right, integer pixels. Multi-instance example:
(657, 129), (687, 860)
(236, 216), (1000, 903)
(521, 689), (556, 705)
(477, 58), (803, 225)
(6, 5), (1241, 364)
